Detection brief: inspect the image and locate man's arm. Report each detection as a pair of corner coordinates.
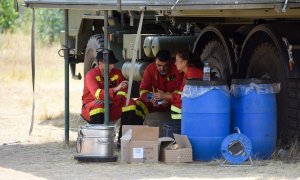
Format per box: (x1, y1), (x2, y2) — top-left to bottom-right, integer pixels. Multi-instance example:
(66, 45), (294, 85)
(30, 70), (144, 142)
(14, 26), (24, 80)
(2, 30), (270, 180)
(154, 89), (172, 101)
(86, 73), (117, 101)
(139, 66), (153, 102)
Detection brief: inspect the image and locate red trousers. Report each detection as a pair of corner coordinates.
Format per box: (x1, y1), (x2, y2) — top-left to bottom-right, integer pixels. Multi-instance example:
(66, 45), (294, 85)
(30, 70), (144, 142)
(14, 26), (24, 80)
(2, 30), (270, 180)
(81, 98), (136, 122)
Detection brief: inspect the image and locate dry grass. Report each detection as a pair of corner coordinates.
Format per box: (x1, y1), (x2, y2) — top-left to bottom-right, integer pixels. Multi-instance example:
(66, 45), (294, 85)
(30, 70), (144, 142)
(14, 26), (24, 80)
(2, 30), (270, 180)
(0, 33), (31, 82)
(272, 138), (300, 162)
(0, 32), (64, 83)
(0, 32), (83, 123)
(288, 139), (300, 158)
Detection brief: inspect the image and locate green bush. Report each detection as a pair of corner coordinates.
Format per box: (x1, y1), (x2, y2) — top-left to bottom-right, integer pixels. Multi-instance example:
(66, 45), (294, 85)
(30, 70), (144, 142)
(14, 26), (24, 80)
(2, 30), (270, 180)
(1, 0), (64, 44)
(0, 0), (18, 33)
(15, 5), (32, 34)
(36, 9), (64, 44)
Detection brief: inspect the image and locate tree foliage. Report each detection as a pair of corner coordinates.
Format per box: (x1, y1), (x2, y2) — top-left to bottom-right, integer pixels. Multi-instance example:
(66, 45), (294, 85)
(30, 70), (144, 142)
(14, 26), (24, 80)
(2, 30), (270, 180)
(36, 9), (64, 44)
(0, 0), (18, 32)
(1, 1), (64, 44)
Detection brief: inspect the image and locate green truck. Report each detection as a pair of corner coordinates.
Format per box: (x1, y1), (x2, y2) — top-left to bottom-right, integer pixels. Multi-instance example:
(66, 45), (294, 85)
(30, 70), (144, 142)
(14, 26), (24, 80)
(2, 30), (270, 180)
(24, 0), (300, 143)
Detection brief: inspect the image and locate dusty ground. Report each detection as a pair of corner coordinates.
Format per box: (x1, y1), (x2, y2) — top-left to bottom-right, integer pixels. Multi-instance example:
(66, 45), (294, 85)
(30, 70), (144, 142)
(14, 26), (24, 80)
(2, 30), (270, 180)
(1, 33), (300, 179)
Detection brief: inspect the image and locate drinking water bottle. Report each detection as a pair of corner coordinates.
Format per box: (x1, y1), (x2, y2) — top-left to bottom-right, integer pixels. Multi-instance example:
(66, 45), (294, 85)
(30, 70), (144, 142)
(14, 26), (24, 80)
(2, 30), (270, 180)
(203, 62), (210, 81)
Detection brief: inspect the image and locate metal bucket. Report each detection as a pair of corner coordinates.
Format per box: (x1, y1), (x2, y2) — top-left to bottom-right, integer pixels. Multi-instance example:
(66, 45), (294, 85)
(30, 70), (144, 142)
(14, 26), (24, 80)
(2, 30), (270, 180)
(76, 124), (115, 157)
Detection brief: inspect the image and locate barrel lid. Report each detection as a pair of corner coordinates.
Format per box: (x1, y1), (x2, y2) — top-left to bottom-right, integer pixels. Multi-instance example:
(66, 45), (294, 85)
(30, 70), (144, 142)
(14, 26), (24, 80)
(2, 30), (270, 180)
(186, 79), (227, 86)
(231, 78), (273, 85)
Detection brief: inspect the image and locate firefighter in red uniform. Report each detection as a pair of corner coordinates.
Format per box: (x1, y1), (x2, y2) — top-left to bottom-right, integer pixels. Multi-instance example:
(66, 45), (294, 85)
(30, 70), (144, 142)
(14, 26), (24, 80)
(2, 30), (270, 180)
(135, 50), (184, 122)
(81, 50), (140, 142)
(171, 51), (203, 120)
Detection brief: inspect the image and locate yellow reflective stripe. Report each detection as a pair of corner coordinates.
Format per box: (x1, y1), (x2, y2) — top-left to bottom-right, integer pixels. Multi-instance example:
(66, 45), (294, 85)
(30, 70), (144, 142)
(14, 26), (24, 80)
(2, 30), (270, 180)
(96, 76), (101, 82)
(135, 110), (145, 119)
(140, 89), (149, 96)
(171, 105), (181, 113)
(117, 91), (127, 98)
(110, 75), (118, 81)
(90, 108), (105, 116)
(171, 114), (181, 120)
(136, 100), (149, 115)
(122, 105), (136, 112)
(95, 89), (101, 99)
(174, 90), (182, 95)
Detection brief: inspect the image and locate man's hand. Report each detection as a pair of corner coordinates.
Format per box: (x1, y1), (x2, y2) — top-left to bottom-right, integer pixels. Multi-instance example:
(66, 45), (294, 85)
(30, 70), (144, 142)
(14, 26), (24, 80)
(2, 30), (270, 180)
(120, 80), (128, 89)
(150, 97), (159, 107)
(154, 89), (172, 101)
(150, 94), (168, 107)
(153, 89), (165, 100)
(113, 80), (128, 93)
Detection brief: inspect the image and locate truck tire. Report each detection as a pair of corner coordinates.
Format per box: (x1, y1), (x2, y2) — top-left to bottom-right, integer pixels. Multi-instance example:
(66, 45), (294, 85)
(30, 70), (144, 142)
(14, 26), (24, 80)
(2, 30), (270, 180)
(247, 42), (284, 81)
(83, 34), (104, 76)
(246, 42), (291, 142)
(200, 40), (231, 81)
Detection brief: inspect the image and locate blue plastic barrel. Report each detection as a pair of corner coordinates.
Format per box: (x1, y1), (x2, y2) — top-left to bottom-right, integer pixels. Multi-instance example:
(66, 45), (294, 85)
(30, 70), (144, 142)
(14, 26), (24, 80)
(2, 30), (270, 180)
(231, 79), (277, 159)
(182, 80), (230, 161)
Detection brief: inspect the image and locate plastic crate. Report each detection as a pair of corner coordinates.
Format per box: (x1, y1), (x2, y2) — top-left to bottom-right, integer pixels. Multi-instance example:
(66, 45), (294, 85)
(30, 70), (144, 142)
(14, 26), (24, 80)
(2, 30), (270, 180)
(161, 121), (181, 138)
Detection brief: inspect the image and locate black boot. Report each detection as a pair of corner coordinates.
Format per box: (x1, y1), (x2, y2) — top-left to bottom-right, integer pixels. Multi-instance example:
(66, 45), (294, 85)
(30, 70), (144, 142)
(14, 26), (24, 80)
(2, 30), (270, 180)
(89, 113), (104, 124)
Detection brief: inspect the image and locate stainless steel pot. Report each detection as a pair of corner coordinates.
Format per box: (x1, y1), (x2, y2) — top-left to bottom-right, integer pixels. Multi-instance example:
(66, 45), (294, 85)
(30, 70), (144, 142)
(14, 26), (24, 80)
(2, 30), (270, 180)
(76, 124), (115, 157)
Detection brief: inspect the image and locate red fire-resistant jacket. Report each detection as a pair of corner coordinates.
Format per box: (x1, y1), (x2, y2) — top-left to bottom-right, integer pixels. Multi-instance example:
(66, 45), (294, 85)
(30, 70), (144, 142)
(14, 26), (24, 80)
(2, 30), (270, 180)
(139, 62), (184, 104)
(171, 67), (203, 112)
(81, 67), (132, 121)
(135, 62), (183, 118)
(82, 67), (127, 104)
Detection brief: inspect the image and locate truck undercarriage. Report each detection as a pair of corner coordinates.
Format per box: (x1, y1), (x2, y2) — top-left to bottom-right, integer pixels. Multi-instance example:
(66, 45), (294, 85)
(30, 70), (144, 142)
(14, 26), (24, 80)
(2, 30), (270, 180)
(24, 0), (300, 143)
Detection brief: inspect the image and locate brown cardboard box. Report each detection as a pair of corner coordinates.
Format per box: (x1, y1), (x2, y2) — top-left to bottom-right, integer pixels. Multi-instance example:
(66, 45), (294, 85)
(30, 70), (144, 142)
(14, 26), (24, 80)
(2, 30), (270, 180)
(121, 125), (159, 163)
(159, 134), (193, 163)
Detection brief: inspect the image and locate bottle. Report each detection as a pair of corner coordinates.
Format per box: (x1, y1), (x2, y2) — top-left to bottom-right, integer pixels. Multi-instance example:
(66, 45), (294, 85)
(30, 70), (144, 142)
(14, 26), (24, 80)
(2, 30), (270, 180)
(203, 62), (210, 81)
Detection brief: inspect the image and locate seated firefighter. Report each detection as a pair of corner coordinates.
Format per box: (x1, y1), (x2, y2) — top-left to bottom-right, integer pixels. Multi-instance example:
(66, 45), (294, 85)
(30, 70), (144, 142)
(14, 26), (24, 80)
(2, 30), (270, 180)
(81, 50), (141, 142)
(171, 51), (203, 121)
(135, 50), (184, 122)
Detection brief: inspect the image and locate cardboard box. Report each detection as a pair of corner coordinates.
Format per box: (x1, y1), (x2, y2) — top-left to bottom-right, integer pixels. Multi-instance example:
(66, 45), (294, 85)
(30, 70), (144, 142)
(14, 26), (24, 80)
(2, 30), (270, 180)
(121, 125), (159, 163)
(159, 134), (193, 163)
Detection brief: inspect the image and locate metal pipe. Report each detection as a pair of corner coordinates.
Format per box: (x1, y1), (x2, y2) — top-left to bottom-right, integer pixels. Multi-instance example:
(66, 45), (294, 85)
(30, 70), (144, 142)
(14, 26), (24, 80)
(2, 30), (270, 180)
(29, 8), (35, 136)
(104, 11), (110, 125)
(117, 0), (121, 12)
(126, 10), (144, 106)
(64, 9), (70, 145)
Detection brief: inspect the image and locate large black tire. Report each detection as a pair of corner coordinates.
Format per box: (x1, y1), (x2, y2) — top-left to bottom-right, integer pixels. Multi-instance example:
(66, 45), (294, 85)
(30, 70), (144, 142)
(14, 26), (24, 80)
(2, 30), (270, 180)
(246, 42), (290, 143)
(285, 79), (300, 143)
(247, 43), (284, 81)
(200, 40), (231, 81)
(83, 34), (104, 76)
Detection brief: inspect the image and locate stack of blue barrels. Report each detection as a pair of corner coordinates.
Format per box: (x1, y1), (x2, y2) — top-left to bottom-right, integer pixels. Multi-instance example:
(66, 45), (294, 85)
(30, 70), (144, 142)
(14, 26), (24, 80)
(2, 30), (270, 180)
(182, 80), (230, 161)
(231, 79), (278, 159)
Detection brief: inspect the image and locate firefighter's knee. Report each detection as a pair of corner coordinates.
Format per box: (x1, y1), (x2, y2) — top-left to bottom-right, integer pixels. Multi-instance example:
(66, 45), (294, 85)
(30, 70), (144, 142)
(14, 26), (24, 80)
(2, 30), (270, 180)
(89, 113), (104, 124)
